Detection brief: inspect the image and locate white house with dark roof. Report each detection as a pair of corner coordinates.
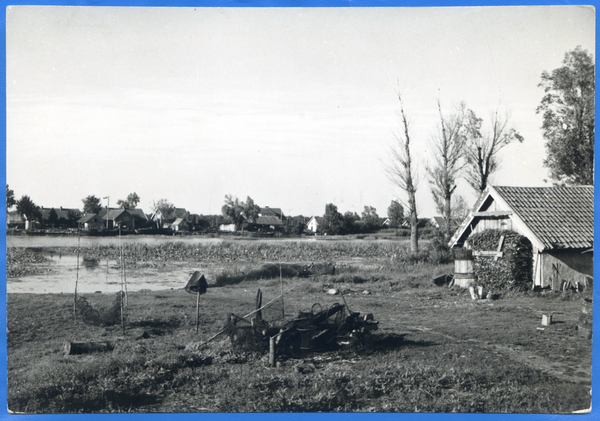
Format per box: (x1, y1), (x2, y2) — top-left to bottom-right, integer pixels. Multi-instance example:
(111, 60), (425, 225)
(450, 185), (593, 290)
(307, 216), (325, 233)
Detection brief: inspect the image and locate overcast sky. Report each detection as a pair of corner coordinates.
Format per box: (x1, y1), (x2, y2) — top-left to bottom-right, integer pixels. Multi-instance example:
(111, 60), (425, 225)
(6, 6), (595, 218)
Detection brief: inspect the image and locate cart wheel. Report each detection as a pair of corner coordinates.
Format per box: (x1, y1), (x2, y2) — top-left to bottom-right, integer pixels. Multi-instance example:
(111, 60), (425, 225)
(82, 308), (100, 325)
(311, 303), (322, 315)
(245, 332), (265, 353)
(278, 330), (302, 356)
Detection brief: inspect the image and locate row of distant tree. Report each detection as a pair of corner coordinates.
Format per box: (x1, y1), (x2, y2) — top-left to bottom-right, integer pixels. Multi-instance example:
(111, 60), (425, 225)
(385, 47), (594, 254)
(7, 187), (416, 235)
(218, 193), (451, 236)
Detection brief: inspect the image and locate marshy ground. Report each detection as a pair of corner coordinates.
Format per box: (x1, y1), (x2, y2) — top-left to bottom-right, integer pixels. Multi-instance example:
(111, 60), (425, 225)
(6, 236), (592, 413)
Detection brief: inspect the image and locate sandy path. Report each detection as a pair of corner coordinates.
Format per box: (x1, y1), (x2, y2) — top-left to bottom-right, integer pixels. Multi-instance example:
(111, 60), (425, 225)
(406, 325), (591, 387)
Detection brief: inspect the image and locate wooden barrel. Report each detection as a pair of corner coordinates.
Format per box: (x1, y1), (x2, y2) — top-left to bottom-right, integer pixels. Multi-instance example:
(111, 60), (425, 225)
(454, 257), (476, 288)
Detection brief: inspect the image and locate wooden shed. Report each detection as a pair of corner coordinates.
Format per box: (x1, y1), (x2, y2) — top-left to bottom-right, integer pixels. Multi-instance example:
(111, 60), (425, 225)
(78, 213), (104, 231)
(103, 209), (136, 231)
(449, 186), (593, 290)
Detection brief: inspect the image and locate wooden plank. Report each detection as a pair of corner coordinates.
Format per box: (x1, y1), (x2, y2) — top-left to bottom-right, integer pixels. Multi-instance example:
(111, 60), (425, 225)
(497, 235), (505, 251)
(473, 250), (504, 258)
(472, 211), (513, 217)
(494, 235), (505, 261)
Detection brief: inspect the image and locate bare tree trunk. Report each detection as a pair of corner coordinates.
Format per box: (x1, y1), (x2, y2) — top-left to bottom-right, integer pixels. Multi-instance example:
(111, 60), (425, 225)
(409, 203), (418, 254)
(385, 92), (420, 256)
(444, 193), (452, 241)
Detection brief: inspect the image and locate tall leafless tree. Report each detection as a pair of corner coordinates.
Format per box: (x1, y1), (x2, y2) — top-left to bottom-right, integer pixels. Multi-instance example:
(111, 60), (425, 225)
(385, 93), (420, 254)
(427, 99), (468, 240)
(464, 108), (524, 193)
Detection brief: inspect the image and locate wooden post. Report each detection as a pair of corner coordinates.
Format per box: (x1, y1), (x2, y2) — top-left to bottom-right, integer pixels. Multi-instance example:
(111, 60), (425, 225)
(119, 227), (128, 306)
(469, 286), (478, 300)
(280, 264), (284, 319)
(120, 267), (125, 336)
(74, 229), (80, 321)
(195, 289), (201, 334)
(123, 258), (129, 306)
(269, 336), (276, 367)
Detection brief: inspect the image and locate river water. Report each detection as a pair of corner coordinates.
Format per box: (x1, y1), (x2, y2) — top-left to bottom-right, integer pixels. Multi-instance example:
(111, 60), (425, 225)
(7, 234), (404, 294)
(7, 235), (233, 294)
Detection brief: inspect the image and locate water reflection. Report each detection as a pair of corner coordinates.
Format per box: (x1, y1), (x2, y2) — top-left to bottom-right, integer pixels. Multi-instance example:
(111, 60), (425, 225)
(7, 251), (213, 294)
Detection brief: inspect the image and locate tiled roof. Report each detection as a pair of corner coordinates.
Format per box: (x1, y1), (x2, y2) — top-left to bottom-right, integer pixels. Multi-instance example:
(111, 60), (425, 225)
(127, 208), (148, 220)
(309, 216), (325, 225)
(494, 186), (593, 249)
(260, 207), (284, 218)
(41, 207), (81, 220)
(78, 214), (99, 223)
(103, 209), (128, 220)
(256, 215), (284, 226)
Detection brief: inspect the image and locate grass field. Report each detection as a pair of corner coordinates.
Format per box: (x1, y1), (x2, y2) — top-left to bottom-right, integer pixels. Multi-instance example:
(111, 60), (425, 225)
(6, 238), (592, 413)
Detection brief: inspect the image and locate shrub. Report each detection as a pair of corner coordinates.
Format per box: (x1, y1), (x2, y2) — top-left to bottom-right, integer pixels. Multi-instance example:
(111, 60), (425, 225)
(425, 231), (453, 265)
(215, 263), (334, 287)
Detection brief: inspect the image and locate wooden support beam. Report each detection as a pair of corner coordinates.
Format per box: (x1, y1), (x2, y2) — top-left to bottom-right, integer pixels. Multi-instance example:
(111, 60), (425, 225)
(472, 210), (513, 217)
(473, 250), (504, 258)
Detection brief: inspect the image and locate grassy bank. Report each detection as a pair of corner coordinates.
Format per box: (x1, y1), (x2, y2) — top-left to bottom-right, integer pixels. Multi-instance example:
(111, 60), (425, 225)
(7, 280), (592, 413)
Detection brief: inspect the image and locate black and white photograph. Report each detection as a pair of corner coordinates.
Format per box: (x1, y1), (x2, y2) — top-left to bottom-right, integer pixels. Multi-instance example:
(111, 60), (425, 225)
(5, 5), (594, 414)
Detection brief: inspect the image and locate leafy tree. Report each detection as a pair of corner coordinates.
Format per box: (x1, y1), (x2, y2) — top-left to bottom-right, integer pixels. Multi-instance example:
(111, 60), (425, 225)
(385, 93), (420, 253)
(387, 200), (404, 228)
(67, 210), (81, 226)
(361, 206), (380, 231)
(322, 203), (345, 235)
(6, 185), (16, 210)
(16, 195), (40, 222)
(343, 211), (360, 234)
(82, 195), (102, 214)
(152, 199), (176, 218)
(537, 46), (595, 185)
(427, 99), (469, 239)
(117, 192), (141, 210)
(48, 208), (59, 228)
(285, 215), (307, 235)
(221, 195), (244, 229)
(464, 108), (523, 193)
(449, 195), (470, 224)
(191, 214), (210, 231)
(221, 195), (260, 230)
(243, 196), (260, 224)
